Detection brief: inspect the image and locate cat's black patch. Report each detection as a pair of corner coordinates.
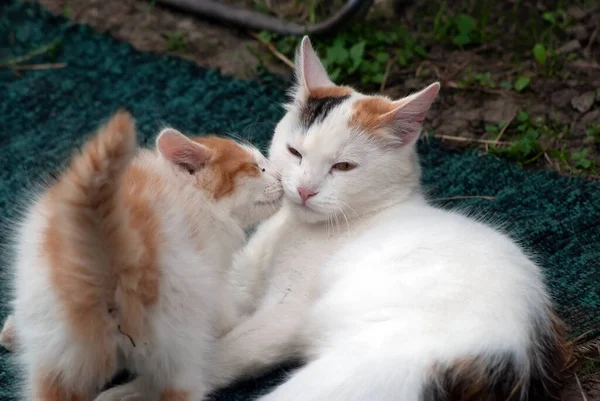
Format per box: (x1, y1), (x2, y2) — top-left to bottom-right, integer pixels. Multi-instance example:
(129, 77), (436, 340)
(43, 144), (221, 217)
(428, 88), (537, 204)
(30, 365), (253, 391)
(300, 95), (350, 129)
(421, 314), (569, 401)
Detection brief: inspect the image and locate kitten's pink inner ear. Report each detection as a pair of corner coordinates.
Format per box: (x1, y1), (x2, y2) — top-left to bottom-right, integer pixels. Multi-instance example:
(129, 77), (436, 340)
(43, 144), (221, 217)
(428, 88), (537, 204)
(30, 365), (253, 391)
(298, 36), (334, 92)
(383, 82), (441, 146)
(156, 128), (212, 172)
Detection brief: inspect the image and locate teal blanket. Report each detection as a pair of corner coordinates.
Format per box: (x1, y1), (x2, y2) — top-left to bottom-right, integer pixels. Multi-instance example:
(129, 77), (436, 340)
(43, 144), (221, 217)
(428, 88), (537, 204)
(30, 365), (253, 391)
(1, 2), (599, 399)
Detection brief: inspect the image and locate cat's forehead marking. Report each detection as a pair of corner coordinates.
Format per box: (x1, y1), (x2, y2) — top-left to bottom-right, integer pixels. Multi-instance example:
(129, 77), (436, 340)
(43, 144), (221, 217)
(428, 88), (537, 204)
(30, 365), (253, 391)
(310, 86), (353, 98)
(300, 86), (352, 129)
(350, 96), (397, 134)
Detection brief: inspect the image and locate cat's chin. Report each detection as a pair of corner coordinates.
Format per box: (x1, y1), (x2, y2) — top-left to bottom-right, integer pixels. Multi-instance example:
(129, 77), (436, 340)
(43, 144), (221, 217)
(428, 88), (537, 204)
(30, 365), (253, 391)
(288, 201), (329, 224)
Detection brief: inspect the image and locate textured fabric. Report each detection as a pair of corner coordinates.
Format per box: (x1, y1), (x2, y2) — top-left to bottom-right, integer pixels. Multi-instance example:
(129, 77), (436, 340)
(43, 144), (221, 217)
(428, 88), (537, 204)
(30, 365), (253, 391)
(0, 1), (599, 399)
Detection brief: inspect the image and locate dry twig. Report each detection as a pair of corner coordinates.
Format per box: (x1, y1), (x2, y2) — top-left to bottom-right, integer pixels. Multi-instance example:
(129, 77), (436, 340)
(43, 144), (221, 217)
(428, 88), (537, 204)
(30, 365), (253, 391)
(380, 57), (395, 92)
(0, 40), (61, 68)
(574, 373), (589, 401)
(585, 24), (599, 58)
(416, 60), (441, 79)
(493, 114), (515, 146)
(4, 63), (67, 71)
(249, 32), (294, 69)
(434, 133), (512, 146)
(446, 81), (510, 96)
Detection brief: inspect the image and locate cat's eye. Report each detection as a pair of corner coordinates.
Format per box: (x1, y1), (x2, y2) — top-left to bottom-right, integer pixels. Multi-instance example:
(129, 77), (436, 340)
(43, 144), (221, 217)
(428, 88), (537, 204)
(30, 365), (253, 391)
(332, 162), (356, 172)
(287, 146), (302, 158)
(253, 163), (266, 173)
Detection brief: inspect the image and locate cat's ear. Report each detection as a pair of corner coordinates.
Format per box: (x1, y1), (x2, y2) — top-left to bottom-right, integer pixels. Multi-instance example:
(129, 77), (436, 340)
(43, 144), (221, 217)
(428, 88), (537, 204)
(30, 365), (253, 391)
(294, 36), (334, 99)
(156, 128), (213, 173)
(383, 82), (440, 146)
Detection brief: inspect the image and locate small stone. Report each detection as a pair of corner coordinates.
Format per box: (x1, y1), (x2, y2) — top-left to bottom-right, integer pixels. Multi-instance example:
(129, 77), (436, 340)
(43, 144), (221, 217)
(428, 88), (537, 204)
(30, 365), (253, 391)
(551, 89), (577, 108)
(458, 108), (483, 122)
(574, 109), (600, 137)
(567, 5), (587, 20)
(536, 1), (547, 11)
(556, 40), (581, 54)
(571, 91), (596, 113)
(403, 78), (424, 90)
(566, 80), (579, 88)
(565, 24), (588, 41)
(433, 117), (469, 138)
(482, 98), (519, 123)
(580, 109), (600, 127)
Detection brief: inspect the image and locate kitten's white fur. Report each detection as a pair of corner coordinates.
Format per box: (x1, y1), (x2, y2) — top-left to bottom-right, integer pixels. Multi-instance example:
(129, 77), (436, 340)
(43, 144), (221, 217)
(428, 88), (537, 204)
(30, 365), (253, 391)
(10, 119), (282, 401)
(215, 38), (562, 401)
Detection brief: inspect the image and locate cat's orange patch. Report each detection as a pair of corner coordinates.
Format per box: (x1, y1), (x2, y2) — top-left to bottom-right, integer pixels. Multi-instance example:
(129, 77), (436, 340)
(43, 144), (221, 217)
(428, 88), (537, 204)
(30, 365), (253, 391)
(36, 374), (83, 401)
(160, 389), (189, 401)
(349, 96), (397, 134)
(191, 135), (259, 199)
(309, 86), (352, 99)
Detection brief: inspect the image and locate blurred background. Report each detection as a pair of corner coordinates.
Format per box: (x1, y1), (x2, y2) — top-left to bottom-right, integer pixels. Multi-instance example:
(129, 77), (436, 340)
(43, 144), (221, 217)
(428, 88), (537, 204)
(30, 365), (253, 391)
(30, 0), (600, 179)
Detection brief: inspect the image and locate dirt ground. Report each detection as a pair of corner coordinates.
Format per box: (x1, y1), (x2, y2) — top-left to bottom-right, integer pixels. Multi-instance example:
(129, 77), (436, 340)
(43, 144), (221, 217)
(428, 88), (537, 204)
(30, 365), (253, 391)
(20, 0), (600, 399)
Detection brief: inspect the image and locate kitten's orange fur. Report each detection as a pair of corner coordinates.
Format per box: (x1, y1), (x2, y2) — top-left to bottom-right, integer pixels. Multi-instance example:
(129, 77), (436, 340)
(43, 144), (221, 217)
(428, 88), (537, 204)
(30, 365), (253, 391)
(13, 110), (280, 401)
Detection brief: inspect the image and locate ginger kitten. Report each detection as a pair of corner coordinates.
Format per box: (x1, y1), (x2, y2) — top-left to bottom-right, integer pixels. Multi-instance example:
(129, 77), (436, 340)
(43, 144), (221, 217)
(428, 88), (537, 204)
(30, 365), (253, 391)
(9, 111), (282, 401)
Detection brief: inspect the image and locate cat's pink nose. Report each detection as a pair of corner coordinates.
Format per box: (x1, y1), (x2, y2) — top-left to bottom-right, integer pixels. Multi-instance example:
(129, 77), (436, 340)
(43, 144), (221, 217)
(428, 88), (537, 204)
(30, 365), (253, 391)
(298, 187), (318, 203)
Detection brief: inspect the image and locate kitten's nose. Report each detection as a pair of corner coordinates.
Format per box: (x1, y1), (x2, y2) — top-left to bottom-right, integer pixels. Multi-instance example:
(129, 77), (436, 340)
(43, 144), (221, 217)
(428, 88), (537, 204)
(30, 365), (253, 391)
(297, 187), (318, 203)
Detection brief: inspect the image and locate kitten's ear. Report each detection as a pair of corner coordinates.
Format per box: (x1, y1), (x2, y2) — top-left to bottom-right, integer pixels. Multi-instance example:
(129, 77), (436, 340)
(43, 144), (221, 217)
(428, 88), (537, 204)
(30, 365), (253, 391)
(156, 128), (213, 173)
(294, 36), (334, 98)
(384, 82), (440, 146)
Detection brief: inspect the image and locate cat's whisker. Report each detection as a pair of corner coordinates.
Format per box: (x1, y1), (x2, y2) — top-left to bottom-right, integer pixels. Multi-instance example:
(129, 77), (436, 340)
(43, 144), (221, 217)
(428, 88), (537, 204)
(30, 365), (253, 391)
(337, 200), (360, 219)
(333, 210), (342, 236)
(337, 206), (351, 237)
(326, 211), (334, 237)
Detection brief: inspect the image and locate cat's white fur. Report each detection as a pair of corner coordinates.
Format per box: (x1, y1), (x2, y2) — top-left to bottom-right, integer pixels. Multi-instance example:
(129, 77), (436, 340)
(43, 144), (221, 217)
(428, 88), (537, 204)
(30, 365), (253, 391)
(10, 115), (282, 401)
(214, 37), (564, 401)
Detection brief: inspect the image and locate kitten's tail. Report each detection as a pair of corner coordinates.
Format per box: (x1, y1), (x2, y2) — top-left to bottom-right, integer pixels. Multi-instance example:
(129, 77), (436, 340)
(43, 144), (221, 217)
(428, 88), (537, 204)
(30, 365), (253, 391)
(59, 110), (136, 206)
(49, 110), (137, 341)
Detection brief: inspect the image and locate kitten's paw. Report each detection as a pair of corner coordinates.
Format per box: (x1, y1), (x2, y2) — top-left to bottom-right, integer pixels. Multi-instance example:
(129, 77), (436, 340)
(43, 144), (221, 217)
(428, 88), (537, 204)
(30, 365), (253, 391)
(95, 382), (153, 401)
(0, 315), (16, 352)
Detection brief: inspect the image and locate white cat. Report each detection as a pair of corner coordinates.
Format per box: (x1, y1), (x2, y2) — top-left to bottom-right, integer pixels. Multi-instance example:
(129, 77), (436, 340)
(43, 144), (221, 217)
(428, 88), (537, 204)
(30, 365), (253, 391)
(9, 111), (282, 401)
(215, 37), (569, 401)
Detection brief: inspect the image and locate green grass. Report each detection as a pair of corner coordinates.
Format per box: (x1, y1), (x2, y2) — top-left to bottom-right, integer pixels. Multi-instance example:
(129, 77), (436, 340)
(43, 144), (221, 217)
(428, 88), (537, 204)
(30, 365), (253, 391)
(62, 4), (73, 18)
(258, 23), (425, 85)
(581, 356), (600, 376)
(164, 32), (190, 53)
(484, 111), (598, 175)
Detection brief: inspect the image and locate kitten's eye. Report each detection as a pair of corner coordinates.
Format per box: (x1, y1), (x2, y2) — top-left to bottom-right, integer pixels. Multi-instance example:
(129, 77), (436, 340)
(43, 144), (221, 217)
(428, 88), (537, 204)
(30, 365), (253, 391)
(179, 162), (195, 175)
(252, 162), (266, 173)
(332, 162), (356, 172)
(287, 146), (302, 158)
